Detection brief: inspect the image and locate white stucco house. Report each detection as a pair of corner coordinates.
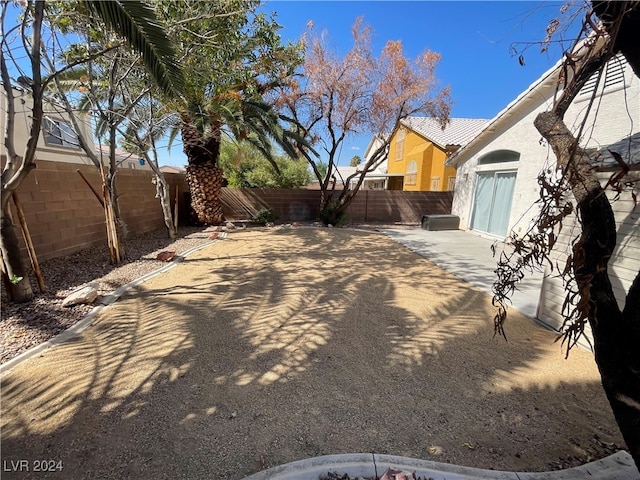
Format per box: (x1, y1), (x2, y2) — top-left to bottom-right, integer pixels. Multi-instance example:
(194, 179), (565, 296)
(447, 53), (638, 238)
(446, 53), (639, 340)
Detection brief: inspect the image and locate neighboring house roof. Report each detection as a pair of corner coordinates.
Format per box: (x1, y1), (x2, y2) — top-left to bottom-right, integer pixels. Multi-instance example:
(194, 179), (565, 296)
(333, 166), (358, 183)
(400, 117), (490, 150)
(160, 165), (186, 174)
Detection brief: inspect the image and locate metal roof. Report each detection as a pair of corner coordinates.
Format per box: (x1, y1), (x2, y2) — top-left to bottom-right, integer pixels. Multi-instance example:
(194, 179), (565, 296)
(400, 117), (490, 150)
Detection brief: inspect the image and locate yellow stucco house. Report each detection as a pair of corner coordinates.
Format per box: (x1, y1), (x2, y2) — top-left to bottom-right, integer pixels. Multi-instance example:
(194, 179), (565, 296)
(387, 117), (488, 191)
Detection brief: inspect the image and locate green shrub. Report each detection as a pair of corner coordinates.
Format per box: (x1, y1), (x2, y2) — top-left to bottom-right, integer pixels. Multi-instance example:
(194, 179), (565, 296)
(252, 208), (278, 225)
(319, 202), (347, 226)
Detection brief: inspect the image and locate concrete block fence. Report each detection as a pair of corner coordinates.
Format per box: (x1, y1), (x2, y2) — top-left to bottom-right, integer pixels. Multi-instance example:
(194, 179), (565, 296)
(7, 160), (453, 262)
(7, 160), (188, 262)
(221, 188), (453, 224)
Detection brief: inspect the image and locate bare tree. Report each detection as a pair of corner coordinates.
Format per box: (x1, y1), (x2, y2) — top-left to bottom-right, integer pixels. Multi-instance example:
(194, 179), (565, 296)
(276, 18), (452, 225)
(493, 1), (640, 467)
(120, 90), (179, 239)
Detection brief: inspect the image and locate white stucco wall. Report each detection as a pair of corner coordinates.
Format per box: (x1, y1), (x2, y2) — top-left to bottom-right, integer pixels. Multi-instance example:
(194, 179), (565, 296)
(451, 59), (640, 238)
(538, 174), (640, 346)
(451, 80), (557, 235)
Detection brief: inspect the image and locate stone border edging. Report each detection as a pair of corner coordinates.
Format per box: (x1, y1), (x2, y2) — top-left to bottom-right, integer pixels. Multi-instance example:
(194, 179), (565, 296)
(0, 234), (225, 375)
(241, 451), (639, 480)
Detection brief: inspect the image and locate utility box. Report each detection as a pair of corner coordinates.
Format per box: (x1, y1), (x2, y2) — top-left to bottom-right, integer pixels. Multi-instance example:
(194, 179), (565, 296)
(421, 214), (460, 231)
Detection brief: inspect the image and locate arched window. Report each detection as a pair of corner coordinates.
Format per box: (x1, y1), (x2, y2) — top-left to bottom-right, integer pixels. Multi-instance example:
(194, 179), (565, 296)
(477, 150), (520, 165)
(405, 161), (417, 185)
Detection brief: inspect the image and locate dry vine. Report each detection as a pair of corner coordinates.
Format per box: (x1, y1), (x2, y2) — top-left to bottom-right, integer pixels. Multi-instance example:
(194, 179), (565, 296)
(491, 4), (639, 356)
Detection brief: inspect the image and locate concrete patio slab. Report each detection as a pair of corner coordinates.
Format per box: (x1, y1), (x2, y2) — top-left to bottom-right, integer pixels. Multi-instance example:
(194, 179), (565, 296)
(380, 229), (544, 320)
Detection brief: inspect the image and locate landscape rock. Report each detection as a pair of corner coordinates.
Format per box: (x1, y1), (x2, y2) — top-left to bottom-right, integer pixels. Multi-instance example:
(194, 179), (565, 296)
(208, 232), (219, 240)
(156, 250), (176, 262)
(61, 283), (99, 307)
(225, 222), (236, 230)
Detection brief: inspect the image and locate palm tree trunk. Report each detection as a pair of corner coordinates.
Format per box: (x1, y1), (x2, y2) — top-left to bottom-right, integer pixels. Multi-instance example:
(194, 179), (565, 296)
(185, 163), (225, 224)
(181, 116), (225, 225)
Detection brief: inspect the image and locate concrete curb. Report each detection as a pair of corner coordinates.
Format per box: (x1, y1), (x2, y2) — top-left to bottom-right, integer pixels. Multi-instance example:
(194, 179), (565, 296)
(242, 451), (639, 480)
(0, 234), (225, 376)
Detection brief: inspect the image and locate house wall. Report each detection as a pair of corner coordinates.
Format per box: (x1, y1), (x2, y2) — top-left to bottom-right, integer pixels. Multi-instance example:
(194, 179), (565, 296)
(452, 61), (640, 237)
(451, 88), (554, 234)
(428, 146), (457, 192)
(2, 88), (95, 166)
(411, 146), (431, 192)
(2, 88), (151, 170)
(387, 127), (455, 192)
(537, 176), (640, 345)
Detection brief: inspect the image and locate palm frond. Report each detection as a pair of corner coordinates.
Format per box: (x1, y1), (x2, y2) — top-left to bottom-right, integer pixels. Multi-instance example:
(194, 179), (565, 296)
(244, 135), (281, 175)
(85, 0), (184, 97)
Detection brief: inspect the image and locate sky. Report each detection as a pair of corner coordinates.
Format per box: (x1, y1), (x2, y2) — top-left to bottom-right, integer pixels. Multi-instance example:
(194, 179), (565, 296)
(157, 1), (583, 167)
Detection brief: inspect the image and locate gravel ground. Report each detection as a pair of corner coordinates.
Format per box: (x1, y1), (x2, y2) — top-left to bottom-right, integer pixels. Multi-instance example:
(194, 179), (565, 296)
(0, 222), (413, 365)
(0, 226), (214, 364)
(1, 228), (626, 479)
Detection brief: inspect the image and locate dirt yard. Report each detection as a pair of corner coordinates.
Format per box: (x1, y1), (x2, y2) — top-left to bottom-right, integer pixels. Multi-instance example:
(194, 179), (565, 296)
(0, 227), (625, 479)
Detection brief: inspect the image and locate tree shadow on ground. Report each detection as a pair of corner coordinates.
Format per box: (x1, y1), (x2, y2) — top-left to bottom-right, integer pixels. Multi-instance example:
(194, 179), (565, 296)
(0, 229), (625, 479)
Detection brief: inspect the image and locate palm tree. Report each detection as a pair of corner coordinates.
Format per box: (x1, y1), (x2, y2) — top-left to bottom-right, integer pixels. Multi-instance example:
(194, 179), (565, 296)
(156, 0), (304, 225)
(179, 94), (301, 224)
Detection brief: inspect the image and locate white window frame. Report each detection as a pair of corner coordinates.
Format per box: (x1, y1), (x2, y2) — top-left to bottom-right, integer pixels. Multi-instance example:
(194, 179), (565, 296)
(43, 117), (80, 149)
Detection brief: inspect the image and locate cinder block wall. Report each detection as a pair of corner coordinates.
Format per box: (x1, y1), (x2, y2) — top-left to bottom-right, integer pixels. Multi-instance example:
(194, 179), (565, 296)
(345, 190), (454, 223)
(221, 188), (321, 221)
(221, 188), (453, 224)
(8, 160), (188, 261)
(6, 160), (452, 263)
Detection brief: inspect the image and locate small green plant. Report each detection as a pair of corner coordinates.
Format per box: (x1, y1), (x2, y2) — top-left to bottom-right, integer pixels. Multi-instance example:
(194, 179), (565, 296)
(9, 275), (23, 285)
(252, 208), (278, 225)
(319, 202), (347, 226)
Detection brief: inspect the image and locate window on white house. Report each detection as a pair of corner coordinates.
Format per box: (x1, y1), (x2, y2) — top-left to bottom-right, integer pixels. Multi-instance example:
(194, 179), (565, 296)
(405, 160), (417, 185)
(43, 118), (79, 148)
(447, 176), (456, 191)
(478, 150), (520, 165)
